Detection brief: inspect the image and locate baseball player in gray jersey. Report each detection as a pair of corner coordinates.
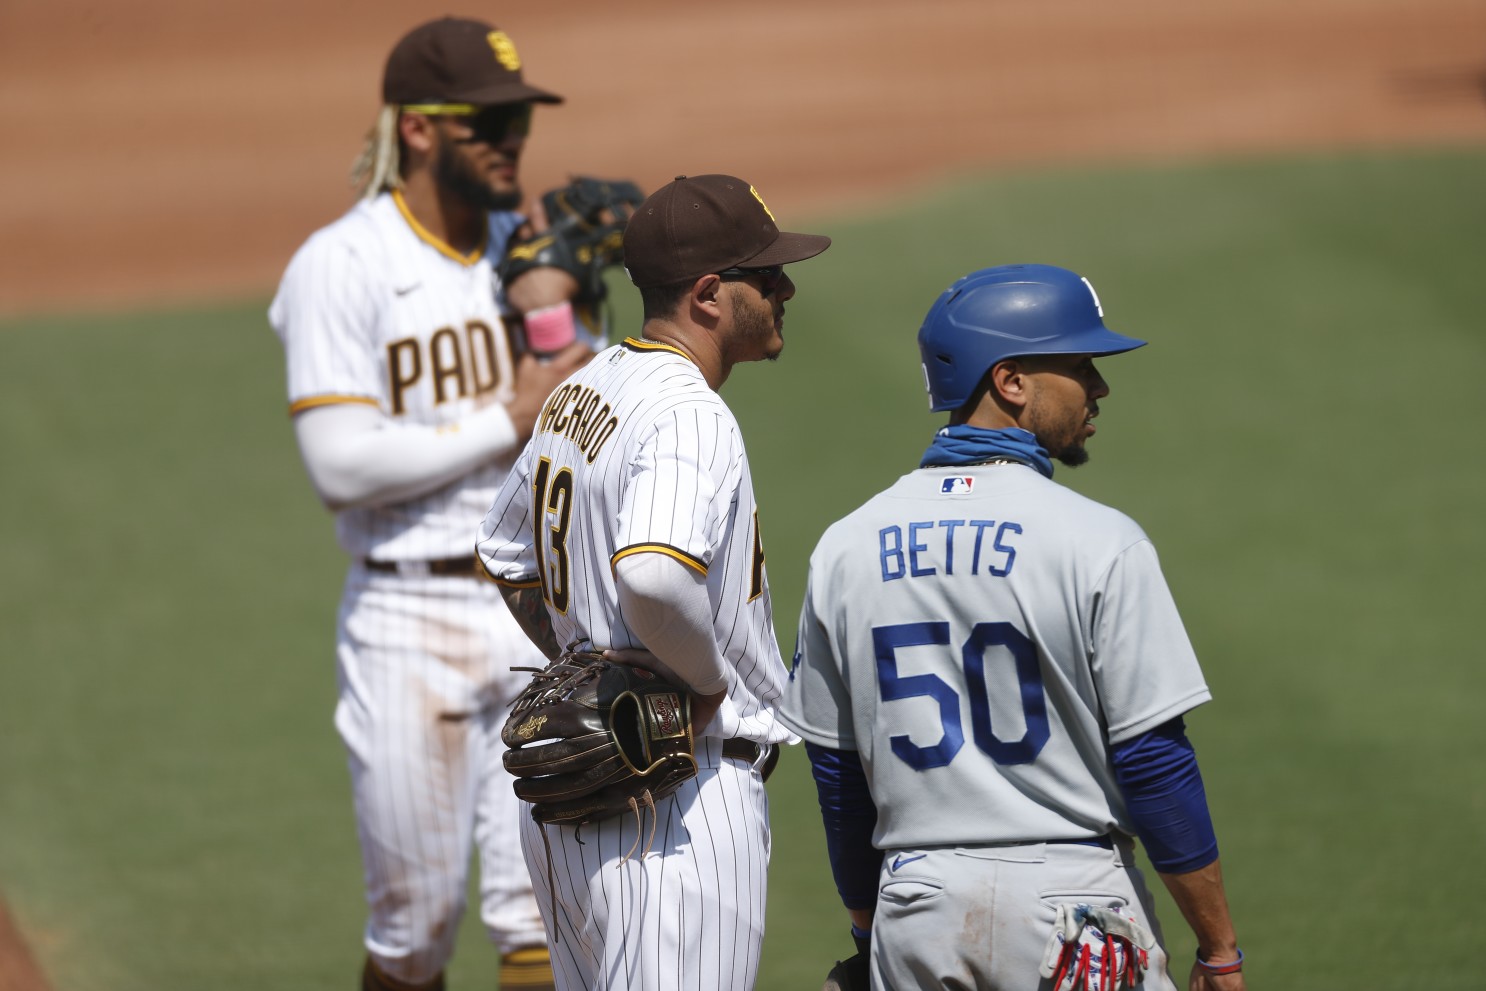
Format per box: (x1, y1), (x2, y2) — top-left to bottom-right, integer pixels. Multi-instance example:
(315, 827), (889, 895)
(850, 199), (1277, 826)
(476, 174), (830, 991)
(781, 264), (1246, 991)
(268, 18), (592, 991)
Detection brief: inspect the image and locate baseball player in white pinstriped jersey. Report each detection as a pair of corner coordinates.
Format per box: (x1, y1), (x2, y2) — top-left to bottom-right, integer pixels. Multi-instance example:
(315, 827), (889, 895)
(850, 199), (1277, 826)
(476, 175), (831, 991)
(268, 18), (592, 991)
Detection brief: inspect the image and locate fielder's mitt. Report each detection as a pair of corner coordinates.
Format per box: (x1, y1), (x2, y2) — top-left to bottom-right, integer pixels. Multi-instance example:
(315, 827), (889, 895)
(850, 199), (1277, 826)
(502, 651), (697, 826)
(500, 176), (645, 305)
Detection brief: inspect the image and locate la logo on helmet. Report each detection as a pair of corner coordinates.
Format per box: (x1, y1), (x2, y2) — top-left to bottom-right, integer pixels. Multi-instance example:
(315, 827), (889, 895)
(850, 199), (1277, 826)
(1081, 277), (1104, 317)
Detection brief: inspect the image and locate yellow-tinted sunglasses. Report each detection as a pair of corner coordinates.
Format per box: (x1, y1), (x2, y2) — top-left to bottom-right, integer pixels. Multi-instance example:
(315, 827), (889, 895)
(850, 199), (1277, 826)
(401, 103), (533, 143)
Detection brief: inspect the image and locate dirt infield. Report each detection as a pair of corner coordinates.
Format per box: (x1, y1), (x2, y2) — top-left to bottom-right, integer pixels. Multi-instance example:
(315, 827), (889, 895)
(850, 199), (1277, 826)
(0, 900), (51, 991)
(0, 0), (1481, 317)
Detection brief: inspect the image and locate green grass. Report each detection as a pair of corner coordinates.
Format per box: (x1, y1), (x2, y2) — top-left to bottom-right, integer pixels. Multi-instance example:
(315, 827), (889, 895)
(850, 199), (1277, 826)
(2, 144), (1483, 989)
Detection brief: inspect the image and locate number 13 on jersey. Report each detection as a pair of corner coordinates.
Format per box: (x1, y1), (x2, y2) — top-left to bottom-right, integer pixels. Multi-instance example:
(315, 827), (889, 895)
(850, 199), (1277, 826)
(532, 457), (574, 614)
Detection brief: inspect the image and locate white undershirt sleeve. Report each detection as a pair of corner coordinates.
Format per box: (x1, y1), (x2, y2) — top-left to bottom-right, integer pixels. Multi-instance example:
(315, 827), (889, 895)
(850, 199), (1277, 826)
(293, 401), (518, 510)
(613, 551), (730, 696)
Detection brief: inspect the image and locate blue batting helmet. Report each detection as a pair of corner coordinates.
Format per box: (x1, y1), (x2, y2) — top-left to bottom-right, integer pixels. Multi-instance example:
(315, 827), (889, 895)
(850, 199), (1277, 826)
(916, 264), (1147, 412)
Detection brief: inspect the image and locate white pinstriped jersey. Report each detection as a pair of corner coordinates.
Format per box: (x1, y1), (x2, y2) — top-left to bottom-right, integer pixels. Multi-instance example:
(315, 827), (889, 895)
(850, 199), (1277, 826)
(780, 463), (1211, 849)
(269, 190), (524, 561)
(477, 338), (793, 745)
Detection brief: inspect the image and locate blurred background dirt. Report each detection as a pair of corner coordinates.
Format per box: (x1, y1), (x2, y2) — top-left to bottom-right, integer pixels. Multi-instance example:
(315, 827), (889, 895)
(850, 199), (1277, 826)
(0, 0), (1481, 316)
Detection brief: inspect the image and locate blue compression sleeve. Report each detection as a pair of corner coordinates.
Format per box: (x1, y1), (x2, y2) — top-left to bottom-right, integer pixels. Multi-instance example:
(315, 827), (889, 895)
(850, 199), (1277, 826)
(1110, 717), (1220, 874)
(804, 741), (880, 911)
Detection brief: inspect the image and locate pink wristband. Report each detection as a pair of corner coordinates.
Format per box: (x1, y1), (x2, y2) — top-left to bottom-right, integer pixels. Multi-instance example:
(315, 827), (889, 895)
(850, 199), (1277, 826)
(524, 301), (578, 354)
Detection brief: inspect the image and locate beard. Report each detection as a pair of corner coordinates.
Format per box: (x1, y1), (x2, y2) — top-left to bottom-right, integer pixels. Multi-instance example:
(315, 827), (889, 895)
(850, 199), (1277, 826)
(434, 134), (522, 212)
(727, 283), (783, 361)
(1053, 445), (1090, 468)
(1025, 395), (1093, 467)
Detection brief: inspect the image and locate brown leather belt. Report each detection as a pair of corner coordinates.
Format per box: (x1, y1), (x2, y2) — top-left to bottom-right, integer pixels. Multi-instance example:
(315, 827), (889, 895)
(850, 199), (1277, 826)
(363, 555), (480, 577)
(721, 739), (780, 782)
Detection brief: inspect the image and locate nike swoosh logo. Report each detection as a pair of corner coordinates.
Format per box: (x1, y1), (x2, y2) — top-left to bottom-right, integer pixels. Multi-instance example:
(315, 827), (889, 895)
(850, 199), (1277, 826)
(891, 853), (927, 872)
(394, 283), (421, 296)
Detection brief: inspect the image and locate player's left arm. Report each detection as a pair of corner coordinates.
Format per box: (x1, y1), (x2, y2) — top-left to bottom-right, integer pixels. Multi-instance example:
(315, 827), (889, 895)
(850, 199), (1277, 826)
(1158, 860), (1245, 991)
(1110, 720), (1243, 989)
(1096, 536), (1243, 987)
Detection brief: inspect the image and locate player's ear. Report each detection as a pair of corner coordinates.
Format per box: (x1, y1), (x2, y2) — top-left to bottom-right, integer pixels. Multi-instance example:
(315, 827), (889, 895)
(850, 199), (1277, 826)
(689, 274), (723, 322)
(397, 111), (438, 155)
(989, 359), (1031, 410)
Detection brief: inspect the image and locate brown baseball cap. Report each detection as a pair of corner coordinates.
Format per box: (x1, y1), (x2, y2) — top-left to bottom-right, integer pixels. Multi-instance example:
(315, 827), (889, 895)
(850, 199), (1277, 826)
(382, 17), (563, 106)
(623, 174), (831, 289)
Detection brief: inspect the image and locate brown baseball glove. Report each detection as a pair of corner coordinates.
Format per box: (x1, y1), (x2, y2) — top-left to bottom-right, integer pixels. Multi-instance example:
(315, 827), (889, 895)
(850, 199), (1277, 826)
(499, 176), (645, 306)
(502, 651), (698, 825)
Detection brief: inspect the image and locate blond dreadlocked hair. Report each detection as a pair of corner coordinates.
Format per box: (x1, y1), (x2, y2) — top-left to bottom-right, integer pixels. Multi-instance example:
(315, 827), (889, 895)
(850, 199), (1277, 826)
(350, 105), (403, 200)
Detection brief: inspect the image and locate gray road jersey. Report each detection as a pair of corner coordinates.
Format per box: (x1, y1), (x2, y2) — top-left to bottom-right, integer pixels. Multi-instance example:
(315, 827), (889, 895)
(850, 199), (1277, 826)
(779, 462), (1211, 849)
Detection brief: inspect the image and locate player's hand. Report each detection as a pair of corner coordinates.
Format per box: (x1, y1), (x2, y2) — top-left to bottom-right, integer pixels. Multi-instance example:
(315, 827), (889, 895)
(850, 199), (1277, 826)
(504, 343), (592, 439)
(690, 687), (728, 733)
(1188, 961), (1246, 991)
(603, 648), (728, 730)
(603, 647), (684, 683)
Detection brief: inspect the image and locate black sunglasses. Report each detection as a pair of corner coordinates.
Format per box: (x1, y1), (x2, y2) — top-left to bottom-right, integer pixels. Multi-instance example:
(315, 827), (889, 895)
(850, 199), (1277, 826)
(408, 102), (533, 144)
(718, 265), (785, 299)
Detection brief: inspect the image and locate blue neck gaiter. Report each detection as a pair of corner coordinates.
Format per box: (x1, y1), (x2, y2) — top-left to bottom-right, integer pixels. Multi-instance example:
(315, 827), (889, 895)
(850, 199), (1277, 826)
(919, 425), (1054, 479)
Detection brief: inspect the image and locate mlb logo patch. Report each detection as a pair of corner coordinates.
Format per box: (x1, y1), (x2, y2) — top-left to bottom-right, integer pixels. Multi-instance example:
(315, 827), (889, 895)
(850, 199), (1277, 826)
(940, 476), (975, 494)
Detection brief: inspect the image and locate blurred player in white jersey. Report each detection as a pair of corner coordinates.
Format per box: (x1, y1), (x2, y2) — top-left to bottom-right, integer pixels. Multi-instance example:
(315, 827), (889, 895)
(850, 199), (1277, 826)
(476, 175), (830, 990)
(268, 17), (591, 991)
(781, 264), (1246, 991)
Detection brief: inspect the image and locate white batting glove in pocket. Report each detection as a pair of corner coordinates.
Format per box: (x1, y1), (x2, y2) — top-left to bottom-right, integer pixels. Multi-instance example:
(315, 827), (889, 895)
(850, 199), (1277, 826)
(1038, 903), (1155, 991)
